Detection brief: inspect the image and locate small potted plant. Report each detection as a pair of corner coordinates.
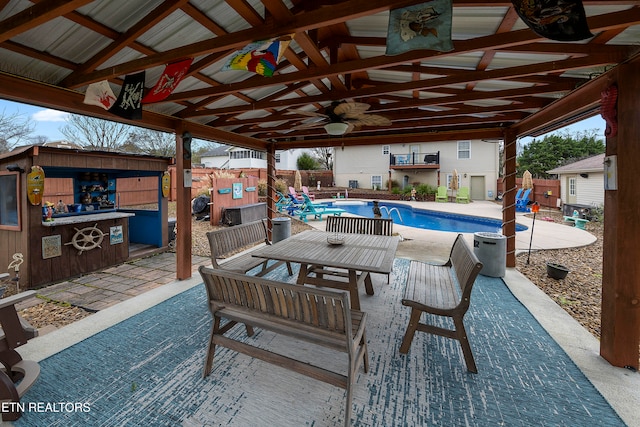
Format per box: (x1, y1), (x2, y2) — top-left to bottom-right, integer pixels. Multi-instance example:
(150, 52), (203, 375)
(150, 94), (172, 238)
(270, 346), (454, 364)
(546, 262), (570, 280)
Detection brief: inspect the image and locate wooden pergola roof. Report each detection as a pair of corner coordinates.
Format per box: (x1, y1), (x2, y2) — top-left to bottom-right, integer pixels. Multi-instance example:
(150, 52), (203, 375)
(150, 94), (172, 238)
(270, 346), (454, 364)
(1, 0), (639, 148)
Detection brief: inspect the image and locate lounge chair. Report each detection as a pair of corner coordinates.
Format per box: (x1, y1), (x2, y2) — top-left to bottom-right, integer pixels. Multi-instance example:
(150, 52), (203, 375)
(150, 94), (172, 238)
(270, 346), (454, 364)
(298, 194), (345, 222)
(275, 191), (292, 212)
(288, 186), (303, 201)
(302, 186), (316, 201)
(456, 186), (470, 203)
(516, 188), (531, 212)
(435, 186), (448, 203)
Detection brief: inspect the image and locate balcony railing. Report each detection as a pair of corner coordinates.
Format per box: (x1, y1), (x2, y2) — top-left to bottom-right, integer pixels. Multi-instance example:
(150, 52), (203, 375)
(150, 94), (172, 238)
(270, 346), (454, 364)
(390, 151), (439, 168)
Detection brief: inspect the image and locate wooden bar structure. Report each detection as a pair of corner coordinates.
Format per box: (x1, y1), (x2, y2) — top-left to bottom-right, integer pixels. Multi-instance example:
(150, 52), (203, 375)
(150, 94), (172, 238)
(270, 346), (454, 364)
(0, 146), (171, 289)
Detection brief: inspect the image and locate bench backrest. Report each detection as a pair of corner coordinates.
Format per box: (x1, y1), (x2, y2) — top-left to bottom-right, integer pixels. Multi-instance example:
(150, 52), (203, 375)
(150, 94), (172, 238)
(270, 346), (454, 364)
(326, 215), (393, 236)
(206, 220), (269, 264)
(448, 234), (483, 306)
(199, 266), (353, 343)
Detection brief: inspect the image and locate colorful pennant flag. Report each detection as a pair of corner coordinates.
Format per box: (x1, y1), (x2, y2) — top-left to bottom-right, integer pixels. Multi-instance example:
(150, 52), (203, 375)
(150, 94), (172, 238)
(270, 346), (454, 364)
(222, 35), (294, 77)
(109, 71), (145, 120)
(386, 0), (453, 56)
(511, 0), (593, 41)
(83, 80), (116, 110)
(142, 58), (193, 104)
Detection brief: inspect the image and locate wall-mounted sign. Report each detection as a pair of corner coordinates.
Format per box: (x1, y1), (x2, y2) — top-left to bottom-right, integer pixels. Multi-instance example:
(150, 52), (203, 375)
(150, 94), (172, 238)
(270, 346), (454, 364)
(42, 235), (62, 259)
(232, 183), (243, 199)
(110, 225), (123, 244)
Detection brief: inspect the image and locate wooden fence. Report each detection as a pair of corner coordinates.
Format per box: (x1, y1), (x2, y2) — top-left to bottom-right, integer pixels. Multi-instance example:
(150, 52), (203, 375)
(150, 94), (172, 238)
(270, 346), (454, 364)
(496, 178), (561, 209)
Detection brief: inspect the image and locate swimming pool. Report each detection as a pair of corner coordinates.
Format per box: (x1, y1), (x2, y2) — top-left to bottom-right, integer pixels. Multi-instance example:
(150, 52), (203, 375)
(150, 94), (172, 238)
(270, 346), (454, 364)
(327, 201), (527, 233)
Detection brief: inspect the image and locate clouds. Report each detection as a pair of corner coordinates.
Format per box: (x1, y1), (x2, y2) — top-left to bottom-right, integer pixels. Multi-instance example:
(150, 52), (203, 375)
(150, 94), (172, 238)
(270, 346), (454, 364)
(32, 109), (69, 122)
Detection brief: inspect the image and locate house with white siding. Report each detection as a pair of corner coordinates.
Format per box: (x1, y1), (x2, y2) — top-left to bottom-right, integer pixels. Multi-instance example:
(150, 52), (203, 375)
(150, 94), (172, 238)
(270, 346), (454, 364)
(201, 145), (313, 170)
(547, 153), (605, 208)
(333, 139), (500, 201)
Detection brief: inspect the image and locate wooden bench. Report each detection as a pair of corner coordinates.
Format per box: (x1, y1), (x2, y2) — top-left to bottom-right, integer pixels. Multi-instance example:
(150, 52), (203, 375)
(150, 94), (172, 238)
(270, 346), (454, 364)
(326, 215), (393, 236)
(206, 219), (292, 277)
(0, 291), (41, 421)
(199, 267), (369, 427)
(399, 234), (483, 373)
(326, 216), (394, 283)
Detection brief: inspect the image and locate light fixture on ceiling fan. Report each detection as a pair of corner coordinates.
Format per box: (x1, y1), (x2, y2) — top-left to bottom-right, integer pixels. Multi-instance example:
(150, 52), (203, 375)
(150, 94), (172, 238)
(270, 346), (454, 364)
(324, 122), (349, 135)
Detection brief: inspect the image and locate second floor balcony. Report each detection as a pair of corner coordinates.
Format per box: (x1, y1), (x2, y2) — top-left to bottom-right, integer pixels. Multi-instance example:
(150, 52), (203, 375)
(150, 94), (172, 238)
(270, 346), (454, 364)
(390, 151), (440, 170)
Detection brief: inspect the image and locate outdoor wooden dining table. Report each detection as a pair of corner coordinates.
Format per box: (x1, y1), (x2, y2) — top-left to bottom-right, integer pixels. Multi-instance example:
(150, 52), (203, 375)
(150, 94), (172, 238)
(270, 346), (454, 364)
(251, 230), (399, 310)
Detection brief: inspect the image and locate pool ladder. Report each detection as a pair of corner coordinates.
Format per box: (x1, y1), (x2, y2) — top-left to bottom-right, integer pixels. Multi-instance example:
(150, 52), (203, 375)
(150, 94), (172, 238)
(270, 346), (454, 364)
(380, 206), (403, 223)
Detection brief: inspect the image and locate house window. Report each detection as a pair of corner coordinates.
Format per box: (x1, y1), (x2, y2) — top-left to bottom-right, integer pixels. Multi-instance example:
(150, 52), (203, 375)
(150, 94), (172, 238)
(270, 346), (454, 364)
(275, 153), (281, 163)
(569, 177), (576, 196)
(371, 175), (382, 190)
(382, 145), (390, 155)
(457, 141), (470, 159)
(0, 172), (20, 230)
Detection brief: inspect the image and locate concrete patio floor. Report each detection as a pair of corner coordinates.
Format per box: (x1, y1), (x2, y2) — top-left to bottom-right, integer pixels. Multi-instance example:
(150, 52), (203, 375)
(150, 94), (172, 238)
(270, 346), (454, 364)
(17, 200), (638, 426)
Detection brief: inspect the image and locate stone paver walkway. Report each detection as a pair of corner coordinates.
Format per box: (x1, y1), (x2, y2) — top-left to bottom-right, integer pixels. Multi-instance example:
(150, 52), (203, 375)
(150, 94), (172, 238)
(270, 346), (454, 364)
(34, 253), (209, 311)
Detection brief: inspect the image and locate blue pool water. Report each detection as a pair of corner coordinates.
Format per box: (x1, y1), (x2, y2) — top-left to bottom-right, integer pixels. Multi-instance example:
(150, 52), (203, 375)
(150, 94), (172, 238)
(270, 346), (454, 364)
(327, 201), (527, 233)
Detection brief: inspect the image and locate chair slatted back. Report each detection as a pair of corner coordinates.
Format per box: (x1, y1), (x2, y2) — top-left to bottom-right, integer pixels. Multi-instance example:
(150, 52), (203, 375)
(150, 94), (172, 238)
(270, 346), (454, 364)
(200, 267), (351, 336)
(448, 234), (483, 307)
(206, 220), (268, 261)
(326, 216), (393, 236)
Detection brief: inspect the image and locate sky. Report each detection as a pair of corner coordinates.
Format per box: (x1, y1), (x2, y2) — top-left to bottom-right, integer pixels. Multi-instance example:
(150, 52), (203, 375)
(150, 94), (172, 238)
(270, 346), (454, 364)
(0, 98), (607, 145)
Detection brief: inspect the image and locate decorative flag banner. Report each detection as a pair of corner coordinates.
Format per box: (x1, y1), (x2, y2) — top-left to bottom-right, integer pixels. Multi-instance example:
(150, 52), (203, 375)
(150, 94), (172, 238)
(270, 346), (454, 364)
(142, 58), (193, 104)
(109, 71), (145, 120)
(386, 0), (453, 56)
(222, 34), (294, 77)
(83, 80), (116, 110)
(511, 0), (593, 41)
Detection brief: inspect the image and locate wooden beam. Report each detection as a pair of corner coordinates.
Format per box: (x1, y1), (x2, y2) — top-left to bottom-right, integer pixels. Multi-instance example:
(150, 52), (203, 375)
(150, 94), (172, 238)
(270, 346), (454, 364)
(175, 127), (192, 281)
(502, 129), (517, 268)
(0, 0), (93, 43)
(600, 58), (640, 370)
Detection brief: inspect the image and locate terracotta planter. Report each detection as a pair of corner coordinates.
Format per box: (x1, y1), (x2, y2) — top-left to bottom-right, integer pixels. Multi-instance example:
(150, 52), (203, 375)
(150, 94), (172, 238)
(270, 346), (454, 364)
(546, 262), (569, 280)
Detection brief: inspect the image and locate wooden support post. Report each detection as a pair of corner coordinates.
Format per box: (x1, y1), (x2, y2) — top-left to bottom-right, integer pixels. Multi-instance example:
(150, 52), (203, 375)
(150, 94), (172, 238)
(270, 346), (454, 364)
(502, 129), (517, 268)
(600, 59), (640, 369)
(175, 129), (192, 281)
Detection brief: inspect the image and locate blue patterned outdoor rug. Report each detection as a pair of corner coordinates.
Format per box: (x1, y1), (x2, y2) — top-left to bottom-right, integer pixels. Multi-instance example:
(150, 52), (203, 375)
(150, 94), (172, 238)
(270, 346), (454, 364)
(16, 259), (624, 426)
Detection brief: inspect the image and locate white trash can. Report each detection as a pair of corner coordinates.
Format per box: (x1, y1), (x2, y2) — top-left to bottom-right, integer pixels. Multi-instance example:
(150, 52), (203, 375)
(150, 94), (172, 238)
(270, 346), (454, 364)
(473, 232), (506, 277)
(272, 217), (291, 243)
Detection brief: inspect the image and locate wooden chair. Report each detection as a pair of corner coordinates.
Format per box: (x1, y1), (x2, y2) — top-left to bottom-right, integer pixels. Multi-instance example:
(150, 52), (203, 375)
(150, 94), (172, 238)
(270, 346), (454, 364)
(399, 234), (483, 373)
(302, 185), (316, 200)
(435, 186), (448, 202)
(456, 186), (470, 203)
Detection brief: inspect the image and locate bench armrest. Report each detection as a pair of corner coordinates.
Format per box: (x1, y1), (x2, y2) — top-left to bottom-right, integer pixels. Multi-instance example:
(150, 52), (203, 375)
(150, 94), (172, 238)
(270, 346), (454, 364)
(0, 291), (36, 310)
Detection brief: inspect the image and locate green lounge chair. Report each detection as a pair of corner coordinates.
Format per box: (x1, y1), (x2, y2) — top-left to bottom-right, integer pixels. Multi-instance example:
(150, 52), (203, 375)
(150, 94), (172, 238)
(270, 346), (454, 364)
(456, 186), (470, 203)
(435, 186), (448, 203)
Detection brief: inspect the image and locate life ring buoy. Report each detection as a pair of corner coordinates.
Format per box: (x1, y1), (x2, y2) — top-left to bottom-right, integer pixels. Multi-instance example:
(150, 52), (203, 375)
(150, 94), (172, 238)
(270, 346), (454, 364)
(64, 224), (107, 255)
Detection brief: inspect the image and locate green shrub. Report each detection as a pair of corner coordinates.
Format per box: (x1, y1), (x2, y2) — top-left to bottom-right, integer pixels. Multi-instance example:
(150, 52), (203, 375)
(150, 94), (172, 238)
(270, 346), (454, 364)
(296, 153), (317, 170)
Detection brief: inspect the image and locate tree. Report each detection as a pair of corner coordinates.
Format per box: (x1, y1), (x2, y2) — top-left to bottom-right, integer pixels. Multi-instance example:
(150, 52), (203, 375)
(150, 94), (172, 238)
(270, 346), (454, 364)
(0, 109), (34, 152)
(296, 152), (317, 170)
(517, 129), (605, 178)
(311, 147), (333, 170)
(123, 128), (176, 157)
(61, 114), (130, 151)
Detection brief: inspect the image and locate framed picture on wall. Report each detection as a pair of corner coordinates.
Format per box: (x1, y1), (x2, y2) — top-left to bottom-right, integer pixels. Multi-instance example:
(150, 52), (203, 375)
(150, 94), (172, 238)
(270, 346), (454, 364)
(232, 182), (243, 199)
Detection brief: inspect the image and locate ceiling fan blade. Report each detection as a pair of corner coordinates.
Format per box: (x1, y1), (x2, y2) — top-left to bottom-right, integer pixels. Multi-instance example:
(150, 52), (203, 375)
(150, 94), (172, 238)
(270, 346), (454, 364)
(333, 102), (370, 117)
(286, 109), (328, 118)
(349, 114), (391, 127)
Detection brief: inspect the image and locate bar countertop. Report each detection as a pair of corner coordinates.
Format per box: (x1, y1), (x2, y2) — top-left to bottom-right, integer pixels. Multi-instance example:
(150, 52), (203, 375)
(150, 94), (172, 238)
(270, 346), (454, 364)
(42, 211), (135, 227)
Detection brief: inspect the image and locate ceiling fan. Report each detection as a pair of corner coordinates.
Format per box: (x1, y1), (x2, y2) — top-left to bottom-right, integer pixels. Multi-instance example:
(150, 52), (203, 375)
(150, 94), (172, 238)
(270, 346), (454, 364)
(288, 101), (391, 135)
